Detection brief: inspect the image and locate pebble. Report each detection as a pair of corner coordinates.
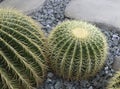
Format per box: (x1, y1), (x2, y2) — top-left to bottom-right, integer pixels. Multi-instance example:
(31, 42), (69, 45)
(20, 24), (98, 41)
(46, 78), (53, 84)
(113, 56), (120, 71)
(47, 72), (54, 78)
(45, 84), (54, 89)
(112, 34), (120, 41)
(104, 66), (109, 70)
(88, 86), (93, 89)
(55, 81), (62, 89)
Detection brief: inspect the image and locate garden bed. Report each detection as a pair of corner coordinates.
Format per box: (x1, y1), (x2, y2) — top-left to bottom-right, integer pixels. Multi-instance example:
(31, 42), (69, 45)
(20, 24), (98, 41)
(0, 0), (119, 89)
(37, 23), (120, 89)
(29, 0), (120, 89)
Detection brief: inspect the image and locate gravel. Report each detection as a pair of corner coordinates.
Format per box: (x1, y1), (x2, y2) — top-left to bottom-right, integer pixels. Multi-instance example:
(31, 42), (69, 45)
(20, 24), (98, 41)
(29, 0), (120, 89)
(29, 0), (71, 33)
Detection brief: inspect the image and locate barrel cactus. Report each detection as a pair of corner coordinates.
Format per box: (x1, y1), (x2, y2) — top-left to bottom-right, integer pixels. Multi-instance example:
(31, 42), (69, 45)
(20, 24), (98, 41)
(48, 20), (108, 80)
(106, 71), (120, 89)
(0, 9), (47, 89)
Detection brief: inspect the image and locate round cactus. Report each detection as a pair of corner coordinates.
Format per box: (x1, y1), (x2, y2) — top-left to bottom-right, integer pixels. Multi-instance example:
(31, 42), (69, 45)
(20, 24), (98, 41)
(106, 71), (120, 89)
(0, 9), (47, 89)
(48, 20), (108, 80)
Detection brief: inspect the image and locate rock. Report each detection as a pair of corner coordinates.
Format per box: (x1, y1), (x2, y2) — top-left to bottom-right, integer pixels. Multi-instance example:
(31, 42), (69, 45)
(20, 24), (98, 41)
(104, 66), (109, 70)
(64, 81), (73, 89)
(112, 34), (120, 41)
(113, 56), (120, 71)
(89, 86), (93, 89)
(0, 0), (45, 14)
(47, 72), (54, 78)
(65, 0), (120, 29)
(44, 84), (54, 89)
(46, 78), (53, 84)
(55, 81), (62, 89)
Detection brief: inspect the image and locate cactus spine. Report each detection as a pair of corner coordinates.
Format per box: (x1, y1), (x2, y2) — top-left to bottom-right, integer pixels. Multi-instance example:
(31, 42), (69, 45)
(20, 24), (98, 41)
(48, 20), (108, 80)
(0, 9), (47, 89)
(106, 71), (120, 89)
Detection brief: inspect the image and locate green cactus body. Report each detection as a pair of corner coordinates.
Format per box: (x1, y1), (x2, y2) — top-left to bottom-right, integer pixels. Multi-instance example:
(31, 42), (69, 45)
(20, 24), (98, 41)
(0, 9), (47, 89)
(107, 71), (120, 89)
(48, 20), (108, 80)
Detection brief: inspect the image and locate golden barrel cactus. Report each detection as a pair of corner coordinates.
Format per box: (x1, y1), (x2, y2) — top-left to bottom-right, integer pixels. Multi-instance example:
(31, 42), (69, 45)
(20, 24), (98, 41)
(0, 9), (47, 89)
(106, 71), (120, 89)
(48, 20), (108, 80)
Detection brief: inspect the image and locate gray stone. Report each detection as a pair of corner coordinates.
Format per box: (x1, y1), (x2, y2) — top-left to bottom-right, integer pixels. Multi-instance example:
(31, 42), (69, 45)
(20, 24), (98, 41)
(55, 81), (62, 89)
(0, 0), (45, 14)
(47, 72), (54, 78)
(108, 73), (113, 77)
(64, 81), (73, 89)
(112, 34), (120, 40)
(105, 70), (108, 74)
(88, 86), (93, 89)
(65, 0), (120, 29)
(104, 66), (108, 70)
(46, 78), (52, 84)
(45, 84), (54, 89)
(92, 81), (97, 86)
(113, 56), (120, 71)
(116, 49), (120, 56)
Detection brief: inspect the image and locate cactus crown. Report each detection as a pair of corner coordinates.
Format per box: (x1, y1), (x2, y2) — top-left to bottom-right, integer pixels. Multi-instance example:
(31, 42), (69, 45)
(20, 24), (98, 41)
(49, 20), (108, 80)
(107, 71), (120, 89)
(0, 9), (47, 89)
(72, 28), (89, 39)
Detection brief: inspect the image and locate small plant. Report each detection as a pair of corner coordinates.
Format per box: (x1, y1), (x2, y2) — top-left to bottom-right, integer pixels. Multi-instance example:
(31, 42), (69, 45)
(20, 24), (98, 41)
(48, 20), (108, 80)
(0, 9), (47, 89)
(106, 71), (120, 89)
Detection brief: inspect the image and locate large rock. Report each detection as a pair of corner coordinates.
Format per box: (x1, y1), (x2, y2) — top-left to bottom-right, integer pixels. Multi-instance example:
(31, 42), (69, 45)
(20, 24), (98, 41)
(0, 0), (45, 14)
(65, 0), (120, 28)
(113, 56), (120, 71)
